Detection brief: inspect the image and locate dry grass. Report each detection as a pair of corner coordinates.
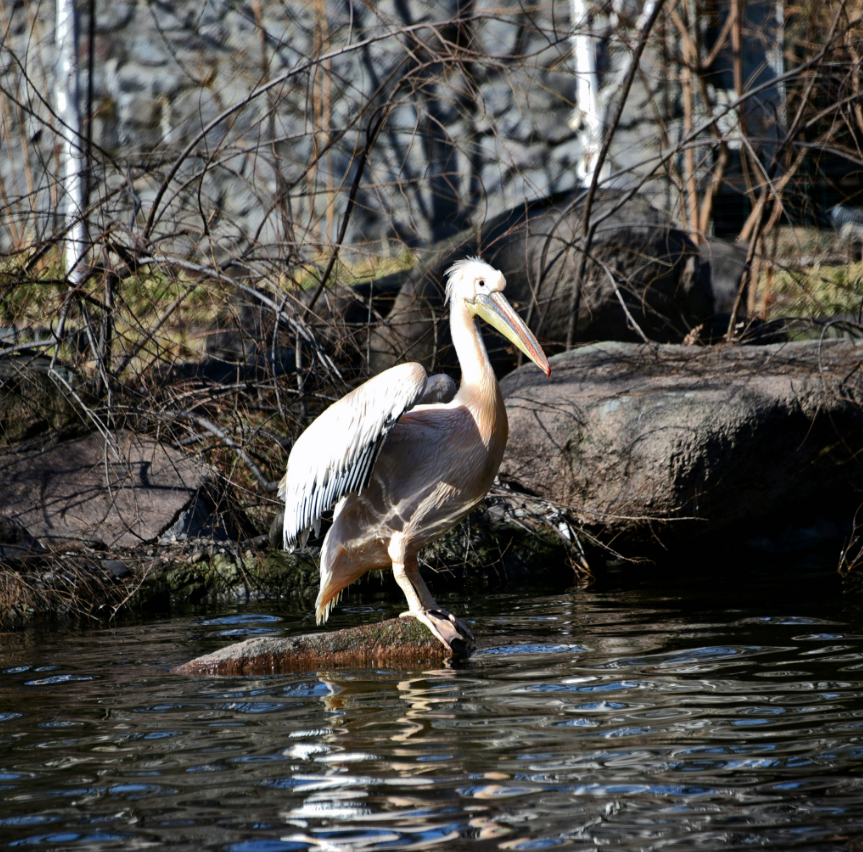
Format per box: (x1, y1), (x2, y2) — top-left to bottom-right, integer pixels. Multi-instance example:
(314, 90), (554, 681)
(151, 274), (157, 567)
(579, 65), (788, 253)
(758, 263), (863, 320)
(754, 226), (863, 323)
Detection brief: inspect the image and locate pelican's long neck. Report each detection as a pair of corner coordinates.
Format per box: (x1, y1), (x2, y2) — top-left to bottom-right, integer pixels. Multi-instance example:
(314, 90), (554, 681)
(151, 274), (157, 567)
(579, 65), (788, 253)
(450, 298), (506, 438)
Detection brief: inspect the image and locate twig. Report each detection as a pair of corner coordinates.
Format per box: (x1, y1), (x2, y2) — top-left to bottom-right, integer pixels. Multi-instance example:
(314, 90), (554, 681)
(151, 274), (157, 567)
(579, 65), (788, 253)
(179, 412), (281, 493)
(591, 256), (654, 345)
(306, 111), (386, 313)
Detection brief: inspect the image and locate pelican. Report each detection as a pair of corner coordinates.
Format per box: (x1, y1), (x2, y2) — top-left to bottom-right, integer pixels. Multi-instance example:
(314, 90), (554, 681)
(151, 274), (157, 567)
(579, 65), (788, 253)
(279, 258), (550, 652)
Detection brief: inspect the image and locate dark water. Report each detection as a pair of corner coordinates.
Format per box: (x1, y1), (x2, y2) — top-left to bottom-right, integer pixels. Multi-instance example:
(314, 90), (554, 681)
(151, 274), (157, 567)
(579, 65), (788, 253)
(3, 557), (863, 851)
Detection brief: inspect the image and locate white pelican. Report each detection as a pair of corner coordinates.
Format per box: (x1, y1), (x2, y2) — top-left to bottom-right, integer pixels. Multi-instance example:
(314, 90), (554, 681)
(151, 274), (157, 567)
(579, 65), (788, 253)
(279, 258), (550, 652)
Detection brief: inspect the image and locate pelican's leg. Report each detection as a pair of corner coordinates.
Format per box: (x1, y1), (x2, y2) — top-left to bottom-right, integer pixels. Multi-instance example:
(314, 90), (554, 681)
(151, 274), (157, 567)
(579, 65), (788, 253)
(389, 538), (474, 652)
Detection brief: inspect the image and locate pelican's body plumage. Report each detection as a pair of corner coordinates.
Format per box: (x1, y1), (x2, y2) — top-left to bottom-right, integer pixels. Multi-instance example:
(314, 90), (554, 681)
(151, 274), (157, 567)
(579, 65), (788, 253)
(279, 258), (550, 650)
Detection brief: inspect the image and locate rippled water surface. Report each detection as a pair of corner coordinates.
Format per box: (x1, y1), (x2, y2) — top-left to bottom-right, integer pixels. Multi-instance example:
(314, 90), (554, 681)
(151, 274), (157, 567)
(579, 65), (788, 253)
(3, 558), (863, 850)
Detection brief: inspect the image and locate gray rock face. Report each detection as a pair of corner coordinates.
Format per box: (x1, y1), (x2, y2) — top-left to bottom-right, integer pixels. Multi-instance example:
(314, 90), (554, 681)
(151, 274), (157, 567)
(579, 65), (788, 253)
(369, 191), (713, 376)
(0, 430), (211, 548)
(499, 340), (863, 545)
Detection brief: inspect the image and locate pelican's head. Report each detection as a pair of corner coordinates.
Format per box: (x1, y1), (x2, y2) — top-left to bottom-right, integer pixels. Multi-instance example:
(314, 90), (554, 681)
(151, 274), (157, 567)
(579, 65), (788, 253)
(445, 256), (551, 377)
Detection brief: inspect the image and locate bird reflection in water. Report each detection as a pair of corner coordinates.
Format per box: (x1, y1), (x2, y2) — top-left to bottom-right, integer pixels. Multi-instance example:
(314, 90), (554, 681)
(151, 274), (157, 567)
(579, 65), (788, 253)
(278, 671), (514, 847)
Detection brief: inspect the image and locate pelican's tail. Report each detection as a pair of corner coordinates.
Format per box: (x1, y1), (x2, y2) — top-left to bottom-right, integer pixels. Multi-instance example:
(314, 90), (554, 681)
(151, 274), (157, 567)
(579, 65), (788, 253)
(315, 536), (366, 624)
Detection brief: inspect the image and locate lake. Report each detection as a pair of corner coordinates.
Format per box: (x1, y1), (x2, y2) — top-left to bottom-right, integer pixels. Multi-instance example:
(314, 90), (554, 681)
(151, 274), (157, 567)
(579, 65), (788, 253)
(2, 551), (863, 850)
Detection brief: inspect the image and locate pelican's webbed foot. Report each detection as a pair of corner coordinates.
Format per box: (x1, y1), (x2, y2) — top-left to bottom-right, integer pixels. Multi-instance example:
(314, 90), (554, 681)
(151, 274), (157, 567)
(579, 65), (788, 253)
(391, 546), (475, 655)
(400, 607), (475, 655)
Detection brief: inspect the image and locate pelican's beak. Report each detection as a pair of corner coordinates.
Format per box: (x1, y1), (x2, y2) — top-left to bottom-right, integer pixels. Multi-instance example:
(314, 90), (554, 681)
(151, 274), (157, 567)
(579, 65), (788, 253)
(472, 292), (551, 377)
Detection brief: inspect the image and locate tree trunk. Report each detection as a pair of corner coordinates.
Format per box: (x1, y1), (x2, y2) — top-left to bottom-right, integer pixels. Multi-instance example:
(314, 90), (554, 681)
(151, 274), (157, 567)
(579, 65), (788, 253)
(55, 0), (86, 285)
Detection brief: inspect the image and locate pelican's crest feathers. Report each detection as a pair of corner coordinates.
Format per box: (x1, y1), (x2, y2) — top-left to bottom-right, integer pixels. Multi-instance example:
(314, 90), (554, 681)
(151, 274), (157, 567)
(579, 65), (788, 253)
(444, 255), (486, 304)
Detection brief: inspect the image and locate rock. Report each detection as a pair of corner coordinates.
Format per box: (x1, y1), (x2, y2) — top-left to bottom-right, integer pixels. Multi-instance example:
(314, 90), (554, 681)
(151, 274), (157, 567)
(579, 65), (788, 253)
(171, 618), (461, 675)
(101, 559), (130, 579)
(368, 190), (715, 376)
(0, 515), (46, 563)
(0, 430), (211, 548)
(699, 237), (749, 314)
(0, 474), (575, 629)
(499, 340), (863, 548)
(128, 548), (322, 612)
(0, 355), (89, 448)
(157, 490), (244, 544)
(263, 484), (580, 604)
(268, 510), (285, 549)
(421, 488), (587, 589)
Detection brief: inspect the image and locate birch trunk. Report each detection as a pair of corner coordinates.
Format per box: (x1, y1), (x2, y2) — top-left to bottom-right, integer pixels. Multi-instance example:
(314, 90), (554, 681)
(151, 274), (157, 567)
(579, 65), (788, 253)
(570, 0), (605, 187)
(55, 0), (86, 285)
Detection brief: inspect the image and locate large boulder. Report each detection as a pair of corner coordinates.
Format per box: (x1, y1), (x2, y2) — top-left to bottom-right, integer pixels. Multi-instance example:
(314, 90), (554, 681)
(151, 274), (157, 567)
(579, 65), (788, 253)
(499, 340), (863, 547)
(0, 430), (215, 549)
(368, 190), (719, 376)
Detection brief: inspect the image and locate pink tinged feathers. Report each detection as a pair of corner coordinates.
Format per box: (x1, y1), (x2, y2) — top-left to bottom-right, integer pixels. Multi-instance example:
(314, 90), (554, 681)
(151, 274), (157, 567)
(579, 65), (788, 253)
(279, 258), (550, 649)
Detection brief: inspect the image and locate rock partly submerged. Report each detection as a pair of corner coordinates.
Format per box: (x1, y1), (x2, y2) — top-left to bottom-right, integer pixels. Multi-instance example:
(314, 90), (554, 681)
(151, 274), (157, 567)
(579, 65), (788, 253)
(171, 617), (461, 675)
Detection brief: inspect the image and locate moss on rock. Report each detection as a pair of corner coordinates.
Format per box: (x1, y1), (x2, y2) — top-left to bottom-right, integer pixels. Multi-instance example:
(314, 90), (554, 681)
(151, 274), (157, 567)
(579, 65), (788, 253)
(0, 487), (582, 629)
(126, 547), (322, 614)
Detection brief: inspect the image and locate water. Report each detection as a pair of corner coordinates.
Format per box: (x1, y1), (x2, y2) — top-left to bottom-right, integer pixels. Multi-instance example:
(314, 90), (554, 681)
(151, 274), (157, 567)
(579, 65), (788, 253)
(2, 557), (863, 850)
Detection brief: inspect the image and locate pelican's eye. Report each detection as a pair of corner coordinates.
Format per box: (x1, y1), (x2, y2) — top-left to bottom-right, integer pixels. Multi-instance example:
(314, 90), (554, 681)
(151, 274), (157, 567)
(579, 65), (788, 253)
(477, 279), (486, 289)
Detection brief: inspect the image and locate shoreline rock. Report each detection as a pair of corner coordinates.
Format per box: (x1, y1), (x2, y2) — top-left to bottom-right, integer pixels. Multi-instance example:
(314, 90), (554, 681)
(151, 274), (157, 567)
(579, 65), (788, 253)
(0, 430), (213, 549)
(3, 339), (862, 629)
(500, 339), (863, 548)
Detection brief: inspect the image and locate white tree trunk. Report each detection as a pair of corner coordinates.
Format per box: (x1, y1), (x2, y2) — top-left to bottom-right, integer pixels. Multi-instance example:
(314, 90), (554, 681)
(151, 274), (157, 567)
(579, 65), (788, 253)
(571, 0), (662, 189)
(55, 0), (86, 285)
(570, 0), (605, 187)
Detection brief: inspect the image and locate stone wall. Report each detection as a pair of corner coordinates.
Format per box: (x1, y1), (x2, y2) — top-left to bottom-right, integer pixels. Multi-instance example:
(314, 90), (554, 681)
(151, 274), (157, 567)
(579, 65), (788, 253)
(2, 1), (783, 264)
(0, 0), (587, 260)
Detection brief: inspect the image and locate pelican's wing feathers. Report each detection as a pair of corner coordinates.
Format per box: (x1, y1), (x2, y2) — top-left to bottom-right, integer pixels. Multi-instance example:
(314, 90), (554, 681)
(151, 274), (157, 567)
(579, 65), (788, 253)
(279, 362), (431, 549)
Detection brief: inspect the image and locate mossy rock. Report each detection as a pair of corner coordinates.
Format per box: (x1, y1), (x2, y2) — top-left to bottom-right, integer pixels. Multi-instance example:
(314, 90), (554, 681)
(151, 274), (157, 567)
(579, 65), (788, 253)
(115, 489), (581, 620)
(420, 499), (580, 592)
(127, 549), (322, 613)
(255, 550), (320, 600)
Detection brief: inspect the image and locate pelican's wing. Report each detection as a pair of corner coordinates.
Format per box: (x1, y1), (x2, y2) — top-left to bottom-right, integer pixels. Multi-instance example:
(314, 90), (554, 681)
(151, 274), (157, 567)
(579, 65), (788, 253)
(279, 362), (430, 550)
